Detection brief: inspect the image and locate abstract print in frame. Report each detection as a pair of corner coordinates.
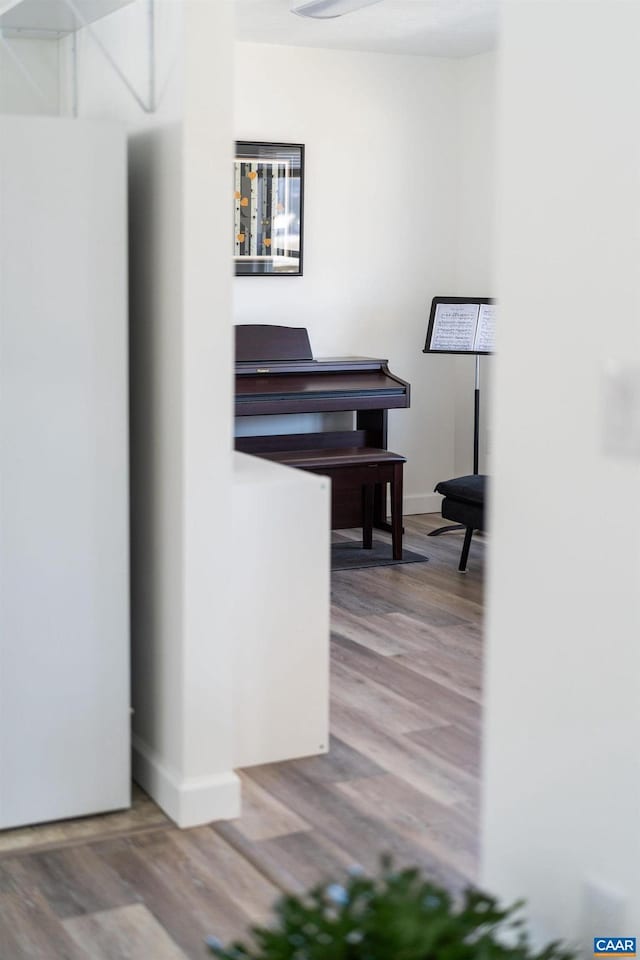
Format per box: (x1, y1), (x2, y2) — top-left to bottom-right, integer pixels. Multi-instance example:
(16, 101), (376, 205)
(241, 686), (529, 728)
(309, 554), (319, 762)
(234, 141), (304, 276)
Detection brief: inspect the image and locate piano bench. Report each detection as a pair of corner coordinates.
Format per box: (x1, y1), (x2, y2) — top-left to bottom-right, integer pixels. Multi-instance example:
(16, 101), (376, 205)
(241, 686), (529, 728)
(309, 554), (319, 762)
(260, 447), (406, 560)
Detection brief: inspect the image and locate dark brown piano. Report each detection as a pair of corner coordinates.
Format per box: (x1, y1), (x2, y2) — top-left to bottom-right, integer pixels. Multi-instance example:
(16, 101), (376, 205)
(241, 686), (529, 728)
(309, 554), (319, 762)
(235, 324), (410, 531)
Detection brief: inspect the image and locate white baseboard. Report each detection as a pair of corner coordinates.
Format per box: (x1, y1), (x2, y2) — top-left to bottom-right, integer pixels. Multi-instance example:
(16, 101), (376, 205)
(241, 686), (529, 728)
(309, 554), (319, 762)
(403, 492), (442, 516)
(132, 735), (241, 829)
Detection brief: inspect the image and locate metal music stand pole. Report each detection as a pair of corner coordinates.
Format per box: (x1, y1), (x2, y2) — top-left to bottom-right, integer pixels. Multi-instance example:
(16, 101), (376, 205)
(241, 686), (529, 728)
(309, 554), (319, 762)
(473, 353), (480, 475)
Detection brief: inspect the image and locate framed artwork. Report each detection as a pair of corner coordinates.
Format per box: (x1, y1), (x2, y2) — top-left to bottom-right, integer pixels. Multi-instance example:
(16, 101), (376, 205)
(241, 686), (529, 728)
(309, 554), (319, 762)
(234, 141), (304, 276)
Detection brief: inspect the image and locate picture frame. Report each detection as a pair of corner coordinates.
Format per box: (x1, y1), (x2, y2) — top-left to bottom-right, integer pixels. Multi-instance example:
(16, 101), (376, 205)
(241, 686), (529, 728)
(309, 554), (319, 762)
(234, 141), (305, 277)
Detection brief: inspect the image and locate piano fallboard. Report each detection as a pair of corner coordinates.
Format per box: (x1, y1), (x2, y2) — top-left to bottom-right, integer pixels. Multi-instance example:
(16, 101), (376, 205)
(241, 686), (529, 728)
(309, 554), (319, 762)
(236, 356), (386, 375)
(235, 368), (408, 417)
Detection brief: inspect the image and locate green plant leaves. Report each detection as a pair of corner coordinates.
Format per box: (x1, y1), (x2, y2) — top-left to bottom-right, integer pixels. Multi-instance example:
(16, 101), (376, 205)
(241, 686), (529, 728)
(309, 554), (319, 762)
(207, 862), (575, 960)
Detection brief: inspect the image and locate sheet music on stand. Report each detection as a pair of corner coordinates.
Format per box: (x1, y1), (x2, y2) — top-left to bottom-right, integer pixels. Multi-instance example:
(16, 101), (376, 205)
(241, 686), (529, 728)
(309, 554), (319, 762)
(424, 298), (496, 355)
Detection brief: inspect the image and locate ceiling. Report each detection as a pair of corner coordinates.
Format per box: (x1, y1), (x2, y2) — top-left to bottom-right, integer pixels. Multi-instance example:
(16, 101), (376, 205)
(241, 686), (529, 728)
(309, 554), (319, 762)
(234, 0), (500, 59)
(0, 0), (135, 38)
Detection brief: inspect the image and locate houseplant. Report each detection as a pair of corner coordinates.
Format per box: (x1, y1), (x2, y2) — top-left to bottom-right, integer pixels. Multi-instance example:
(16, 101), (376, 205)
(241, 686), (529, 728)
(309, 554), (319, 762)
(206, 860), (574, 960)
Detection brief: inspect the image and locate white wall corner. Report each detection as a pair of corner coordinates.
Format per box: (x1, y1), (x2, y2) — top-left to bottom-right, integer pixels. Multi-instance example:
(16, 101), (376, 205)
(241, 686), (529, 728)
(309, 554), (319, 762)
(404, 492), (442, 516)
(133, 736), (241, 829)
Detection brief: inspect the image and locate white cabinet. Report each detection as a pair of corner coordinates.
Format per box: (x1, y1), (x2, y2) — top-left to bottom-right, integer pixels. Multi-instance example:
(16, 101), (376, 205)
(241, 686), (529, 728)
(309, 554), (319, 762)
(0, 117), (130, 828)
(232, 453), (330, 768)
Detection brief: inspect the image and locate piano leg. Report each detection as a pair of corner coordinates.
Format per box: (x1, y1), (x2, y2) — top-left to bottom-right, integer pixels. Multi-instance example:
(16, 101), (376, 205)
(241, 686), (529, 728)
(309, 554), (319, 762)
(373, 484), (393, 534)
(362, 484), (374, 549)
(357, 409), (394, 533)
(391, 463), (404, 561)
(356, 408), (388, 450)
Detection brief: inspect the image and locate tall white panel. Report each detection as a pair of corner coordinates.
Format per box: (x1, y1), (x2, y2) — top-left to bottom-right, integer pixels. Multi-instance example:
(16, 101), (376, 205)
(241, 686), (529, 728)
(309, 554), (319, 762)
(482, 1), (640, 937)
(0, 116), (130, 828)
(233, 454), (330, 769)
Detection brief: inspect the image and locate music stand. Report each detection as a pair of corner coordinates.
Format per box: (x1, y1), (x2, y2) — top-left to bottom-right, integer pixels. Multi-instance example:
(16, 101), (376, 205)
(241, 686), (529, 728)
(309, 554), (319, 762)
(423, 296), (495, 536)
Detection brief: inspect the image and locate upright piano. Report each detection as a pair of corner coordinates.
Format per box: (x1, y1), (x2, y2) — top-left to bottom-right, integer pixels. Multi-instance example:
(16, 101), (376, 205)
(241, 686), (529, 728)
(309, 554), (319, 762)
(235, 324), (410, 531)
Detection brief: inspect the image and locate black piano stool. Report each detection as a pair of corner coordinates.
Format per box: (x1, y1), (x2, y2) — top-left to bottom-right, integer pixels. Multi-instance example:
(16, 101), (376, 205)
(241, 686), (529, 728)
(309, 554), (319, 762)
(434, 474), (486, 572)
(260, 447), (406, 561)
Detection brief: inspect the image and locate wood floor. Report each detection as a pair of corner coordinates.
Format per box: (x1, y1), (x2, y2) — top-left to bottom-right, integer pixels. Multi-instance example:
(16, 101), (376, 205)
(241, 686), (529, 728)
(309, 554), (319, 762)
(0, 514), (483, 960)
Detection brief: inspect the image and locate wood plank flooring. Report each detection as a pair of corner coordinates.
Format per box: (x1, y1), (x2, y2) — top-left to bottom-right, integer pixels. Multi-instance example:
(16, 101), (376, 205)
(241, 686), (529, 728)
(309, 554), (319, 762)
(0, 514), (483, 960)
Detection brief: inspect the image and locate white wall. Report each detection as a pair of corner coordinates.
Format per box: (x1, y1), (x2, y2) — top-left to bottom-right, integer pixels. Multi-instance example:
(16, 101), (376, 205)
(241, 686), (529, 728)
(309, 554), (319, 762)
(0, 38), (60, 115)
(65, 0), (240, 827)
(483, 0), (640, 940)
(234, 43), (460, 514)
(453, 52), (496, 476)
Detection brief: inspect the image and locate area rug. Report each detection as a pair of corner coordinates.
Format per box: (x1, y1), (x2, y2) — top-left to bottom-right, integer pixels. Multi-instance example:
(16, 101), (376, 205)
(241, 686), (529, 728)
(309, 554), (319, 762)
(331, 540), (429, 572)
